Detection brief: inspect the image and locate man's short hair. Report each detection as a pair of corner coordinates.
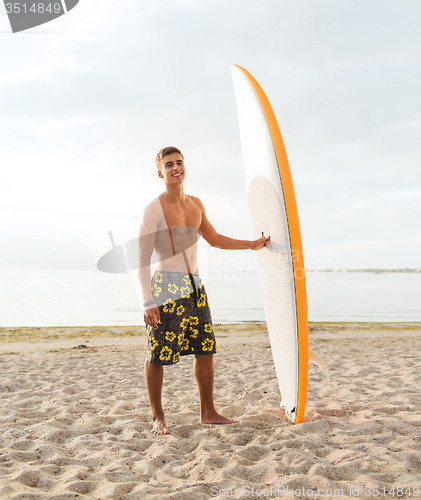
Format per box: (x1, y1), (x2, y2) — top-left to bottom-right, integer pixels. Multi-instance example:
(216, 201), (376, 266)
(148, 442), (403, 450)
(155, 147), (184, 170)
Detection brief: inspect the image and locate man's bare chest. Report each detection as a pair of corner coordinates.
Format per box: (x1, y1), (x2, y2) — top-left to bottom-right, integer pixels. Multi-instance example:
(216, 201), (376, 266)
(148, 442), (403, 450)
(159, 200), (202, 229)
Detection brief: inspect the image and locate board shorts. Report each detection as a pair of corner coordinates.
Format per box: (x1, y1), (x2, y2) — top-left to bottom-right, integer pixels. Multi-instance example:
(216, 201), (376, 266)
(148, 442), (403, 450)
(146, 270), (217, 365)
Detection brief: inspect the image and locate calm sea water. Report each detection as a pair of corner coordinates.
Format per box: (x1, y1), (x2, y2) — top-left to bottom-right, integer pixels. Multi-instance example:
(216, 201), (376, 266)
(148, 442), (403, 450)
(0, 270), (420, 327)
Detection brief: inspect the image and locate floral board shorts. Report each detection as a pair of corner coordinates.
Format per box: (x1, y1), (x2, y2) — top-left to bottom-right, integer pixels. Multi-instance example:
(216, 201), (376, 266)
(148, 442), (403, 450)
(146, 270), (217, 365)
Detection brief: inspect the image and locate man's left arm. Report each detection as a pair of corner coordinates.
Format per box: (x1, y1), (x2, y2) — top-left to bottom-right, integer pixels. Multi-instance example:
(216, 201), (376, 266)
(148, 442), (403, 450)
(193, 197), (270, 251)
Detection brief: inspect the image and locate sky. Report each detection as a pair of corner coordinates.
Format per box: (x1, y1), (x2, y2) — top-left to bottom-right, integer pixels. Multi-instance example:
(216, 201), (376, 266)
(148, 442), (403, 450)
(1, 0), (420, 271)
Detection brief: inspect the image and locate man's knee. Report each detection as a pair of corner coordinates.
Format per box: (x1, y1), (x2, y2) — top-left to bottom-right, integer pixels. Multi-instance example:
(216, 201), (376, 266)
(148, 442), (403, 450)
(194, 354), (214, 365)
(145, 358), (163, 372)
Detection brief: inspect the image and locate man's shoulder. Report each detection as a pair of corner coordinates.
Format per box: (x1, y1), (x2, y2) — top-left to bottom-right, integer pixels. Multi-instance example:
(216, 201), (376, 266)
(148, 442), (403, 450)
(142, 196), (164, 225)
(144, 196), (161, 212)
(187, 194), (204, 211)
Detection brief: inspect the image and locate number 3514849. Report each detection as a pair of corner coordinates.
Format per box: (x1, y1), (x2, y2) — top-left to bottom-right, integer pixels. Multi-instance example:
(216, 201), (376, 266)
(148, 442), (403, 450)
(5, 3), (62, 14)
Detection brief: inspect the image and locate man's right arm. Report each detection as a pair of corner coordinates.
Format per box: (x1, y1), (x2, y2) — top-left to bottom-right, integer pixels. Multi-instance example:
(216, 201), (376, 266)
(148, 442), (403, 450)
(138, 199), (161, 329)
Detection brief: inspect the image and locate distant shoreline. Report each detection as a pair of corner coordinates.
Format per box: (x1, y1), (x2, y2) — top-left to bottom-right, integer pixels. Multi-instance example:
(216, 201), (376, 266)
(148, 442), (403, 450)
(2, 268), (420, 273)
(215, 268), (421, 274)
(1, 322), (420, 345)
(306, 268), (421, 273)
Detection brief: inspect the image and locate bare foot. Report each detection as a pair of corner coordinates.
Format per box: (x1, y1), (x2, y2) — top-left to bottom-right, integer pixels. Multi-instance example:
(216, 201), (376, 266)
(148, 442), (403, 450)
(151, 415), (170, 435)
(200, 410), (238, 425)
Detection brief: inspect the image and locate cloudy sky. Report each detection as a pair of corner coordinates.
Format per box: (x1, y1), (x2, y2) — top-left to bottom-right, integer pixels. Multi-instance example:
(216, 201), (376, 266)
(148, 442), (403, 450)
(1, 0), (420, 271)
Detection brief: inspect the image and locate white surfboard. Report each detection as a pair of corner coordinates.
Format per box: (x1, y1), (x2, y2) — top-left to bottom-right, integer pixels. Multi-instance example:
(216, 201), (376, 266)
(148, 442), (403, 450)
(232, 64), (324, 424)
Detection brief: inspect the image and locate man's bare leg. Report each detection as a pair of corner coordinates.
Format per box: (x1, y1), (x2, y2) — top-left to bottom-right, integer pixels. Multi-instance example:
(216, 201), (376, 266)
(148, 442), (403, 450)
(144, 358), (170, 435)
(194, 354), (237, 424)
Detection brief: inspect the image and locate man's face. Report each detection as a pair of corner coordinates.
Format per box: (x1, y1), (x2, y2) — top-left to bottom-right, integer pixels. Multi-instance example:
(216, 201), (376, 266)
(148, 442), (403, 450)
(158, 153), (185, 184)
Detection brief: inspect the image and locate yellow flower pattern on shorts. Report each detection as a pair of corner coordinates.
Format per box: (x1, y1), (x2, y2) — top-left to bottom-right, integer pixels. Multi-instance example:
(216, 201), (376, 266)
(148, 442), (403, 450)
(204, 323), (213, 334)
(180, 286), (191, 298)
(155, 272), (163, 284)
(159, 346), (172, 361)
(165, 331), (176, 342)
(176, 305), (185, 316)
(168, 283), (179, 294)
(190, 328), (199, 339)
(202, 338), (214, 351)
(147, 271), (216, 365)
(163, 299), (176, 313)
(197, 293), (206, 307)
(182, 338), (189, 351)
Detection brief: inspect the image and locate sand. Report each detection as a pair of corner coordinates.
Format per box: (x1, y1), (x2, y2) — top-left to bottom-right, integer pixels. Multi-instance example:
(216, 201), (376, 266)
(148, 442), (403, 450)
(0, 322), (421, 499)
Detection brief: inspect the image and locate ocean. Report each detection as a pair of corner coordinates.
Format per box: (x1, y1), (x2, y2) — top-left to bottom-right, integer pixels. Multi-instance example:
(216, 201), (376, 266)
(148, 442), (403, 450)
(1, 270), (420, 327)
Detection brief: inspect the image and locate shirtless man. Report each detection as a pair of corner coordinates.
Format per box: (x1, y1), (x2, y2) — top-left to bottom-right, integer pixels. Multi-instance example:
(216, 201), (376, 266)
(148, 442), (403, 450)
(138, 146), (270, 435)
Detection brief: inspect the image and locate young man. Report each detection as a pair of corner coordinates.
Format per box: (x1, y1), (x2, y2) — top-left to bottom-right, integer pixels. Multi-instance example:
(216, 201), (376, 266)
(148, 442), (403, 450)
(138, 146), (269, 435)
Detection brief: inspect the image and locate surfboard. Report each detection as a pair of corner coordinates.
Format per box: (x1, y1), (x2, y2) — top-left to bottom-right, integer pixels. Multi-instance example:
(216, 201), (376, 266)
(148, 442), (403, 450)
(231, 64), (324, 424)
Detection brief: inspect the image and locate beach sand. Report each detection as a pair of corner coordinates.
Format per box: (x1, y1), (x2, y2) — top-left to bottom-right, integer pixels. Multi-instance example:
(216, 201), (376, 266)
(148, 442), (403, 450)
(0, 322), (420, 499)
